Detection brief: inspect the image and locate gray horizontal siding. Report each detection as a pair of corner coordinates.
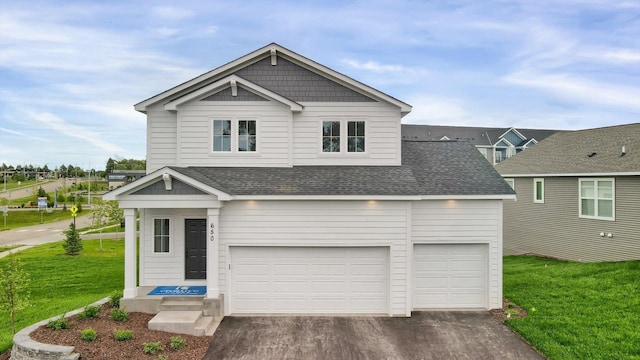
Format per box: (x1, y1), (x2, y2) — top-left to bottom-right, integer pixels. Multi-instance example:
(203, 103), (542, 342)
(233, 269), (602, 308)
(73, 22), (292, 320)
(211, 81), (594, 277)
(503, 176), (640, 262)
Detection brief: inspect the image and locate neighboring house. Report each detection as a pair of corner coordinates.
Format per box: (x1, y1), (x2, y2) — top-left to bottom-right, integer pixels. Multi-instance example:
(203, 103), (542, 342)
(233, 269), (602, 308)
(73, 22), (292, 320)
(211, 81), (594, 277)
(107, 170), (146, 189)
(402, 124), (560, 165)
(104, 43), (514, 320)
(496, 123), (640, 262)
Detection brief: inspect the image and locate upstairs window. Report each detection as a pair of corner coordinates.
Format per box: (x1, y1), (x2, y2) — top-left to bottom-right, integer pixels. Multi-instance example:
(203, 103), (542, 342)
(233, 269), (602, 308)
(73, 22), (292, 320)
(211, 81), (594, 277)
(154, 218), (170, 253)
(580, 178), (614, 220)
(321, 120), (366, 154)
(212, 119), (257, 153)
(534, 178), (544, 203)
(322, 121), (341, 152)
(213, 120), (231, 152)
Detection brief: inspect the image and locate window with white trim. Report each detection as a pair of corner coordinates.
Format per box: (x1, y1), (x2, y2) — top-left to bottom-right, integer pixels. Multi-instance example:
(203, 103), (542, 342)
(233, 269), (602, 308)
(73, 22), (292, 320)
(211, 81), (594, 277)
(580, 178), (614, 220)
(505, 178), (515, 190)
(534, 178), (544, 203)
(321, 120), (366, 153)
(153, 218), (170, 253)
(212, 119), (257, 153)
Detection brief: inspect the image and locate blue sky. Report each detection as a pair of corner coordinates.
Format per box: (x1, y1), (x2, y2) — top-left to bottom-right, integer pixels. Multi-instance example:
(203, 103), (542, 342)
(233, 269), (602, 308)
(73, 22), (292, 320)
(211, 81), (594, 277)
(1, 0), (639, 170)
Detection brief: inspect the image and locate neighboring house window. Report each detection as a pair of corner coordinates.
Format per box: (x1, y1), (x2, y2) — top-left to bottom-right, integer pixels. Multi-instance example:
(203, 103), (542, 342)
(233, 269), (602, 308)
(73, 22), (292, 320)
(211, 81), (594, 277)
(322, 121), (340, 152)
(534, 178), (544, 203)
(213, 120), (231, 152)
(238, 120), (257, 152)
(347, 121), (365, 152)
(580, 178), (615, 220)
(153, 218), (170, 253)
(477, 147), (488, 159)
(505, 178), (515, 190)
(321, 120), (366, 153)
(212, 119), (257, 153)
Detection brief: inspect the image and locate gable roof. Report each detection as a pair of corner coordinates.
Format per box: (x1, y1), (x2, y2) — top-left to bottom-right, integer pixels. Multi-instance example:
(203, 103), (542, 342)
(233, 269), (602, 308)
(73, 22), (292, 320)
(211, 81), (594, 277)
(135, 43), (412, 114)
(496, 123), (640, 176)
(402, 124), (560, 147)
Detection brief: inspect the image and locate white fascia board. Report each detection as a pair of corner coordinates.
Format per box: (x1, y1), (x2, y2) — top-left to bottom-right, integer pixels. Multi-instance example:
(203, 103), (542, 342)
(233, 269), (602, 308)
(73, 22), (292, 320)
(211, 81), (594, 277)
(493, 138), (514, 147)
(522, 138), (538, 147)
(135, 43), (411, 114)
(498, 127), (526, 141)
(163, 75), (303, 112)
(419, 194), (516, 200)
(231, 195), (422, 201)
(118, 198), (222, 209)
(103, 167), (232, 201)
(500, 172), (640, 177)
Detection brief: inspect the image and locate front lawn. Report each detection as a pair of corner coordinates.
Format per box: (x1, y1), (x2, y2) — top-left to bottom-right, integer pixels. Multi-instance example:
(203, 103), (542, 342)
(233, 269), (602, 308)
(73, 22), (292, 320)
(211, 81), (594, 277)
(0, 209), (87, 231)
(0, 239), (123, 353)
(503, 256), (640, 359)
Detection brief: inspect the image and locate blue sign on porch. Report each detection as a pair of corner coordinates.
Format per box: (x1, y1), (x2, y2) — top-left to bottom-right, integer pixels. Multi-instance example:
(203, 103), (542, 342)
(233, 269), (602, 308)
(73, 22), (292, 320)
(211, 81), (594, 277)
(147, 286), (206, 296)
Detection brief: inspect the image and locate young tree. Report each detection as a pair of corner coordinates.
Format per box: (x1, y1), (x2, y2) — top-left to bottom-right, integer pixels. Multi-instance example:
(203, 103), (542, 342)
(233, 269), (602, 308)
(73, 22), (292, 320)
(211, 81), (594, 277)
(0, 254), (31, 334)
(92, 198), (109, 249)
(63, 221), (83, 255)
(107, 201), (124, 239)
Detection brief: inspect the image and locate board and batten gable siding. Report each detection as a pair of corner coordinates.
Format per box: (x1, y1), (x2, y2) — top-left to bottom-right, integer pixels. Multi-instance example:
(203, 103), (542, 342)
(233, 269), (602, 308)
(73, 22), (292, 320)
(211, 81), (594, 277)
(411, 200), (503, 309)
(175, 99), (292, 167)
(503, 176), (640, 262)
(292, 102), (402, 166)
(146, 103), (178, 173)
(139, 208), (208, 286)
(219, 200), (410, 316)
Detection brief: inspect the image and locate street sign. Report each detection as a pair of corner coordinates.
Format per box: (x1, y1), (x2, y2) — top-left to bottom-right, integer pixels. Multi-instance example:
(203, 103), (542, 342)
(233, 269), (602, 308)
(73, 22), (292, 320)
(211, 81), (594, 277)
(70, 205), (78, 217)
(0, 205), (7, 214)
(38, 197), (47, 209)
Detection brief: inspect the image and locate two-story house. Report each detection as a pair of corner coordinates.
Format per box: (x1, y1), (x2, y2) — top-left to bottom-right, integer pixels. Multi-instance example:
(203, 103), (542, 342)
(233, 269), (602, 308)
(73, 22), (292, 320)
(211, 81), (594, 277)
(104, 44), (514, 331)
(402, 124), (560, 165)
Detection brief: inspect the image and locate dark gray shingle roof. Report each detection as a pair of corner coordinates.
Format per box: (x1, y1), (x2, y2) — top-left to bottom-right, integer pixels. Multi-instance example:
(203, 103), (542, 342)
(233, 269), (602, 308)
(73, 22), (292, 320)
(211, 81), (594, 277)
(495, 123), (640, 175)
(402, 124), (560, 146)
(169, 141), (514, 197)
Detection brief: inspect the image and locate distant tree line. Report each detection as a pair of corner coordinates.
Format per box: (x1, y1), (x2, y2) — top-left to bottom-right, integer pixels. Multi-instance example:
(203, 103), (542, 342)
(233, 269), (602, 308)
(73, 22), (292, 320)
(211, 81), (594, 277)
(1, 158), (146, 181)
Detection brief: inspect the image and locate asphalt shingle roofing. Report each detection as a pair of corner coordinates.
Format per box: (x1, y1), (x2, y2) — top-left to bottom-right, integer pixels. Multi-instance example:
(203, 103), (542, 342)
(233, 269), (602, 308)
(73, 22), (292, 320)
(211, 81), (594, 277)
(495, 123), (640, 175)
(401, 124), (560, 146)
(169, 141), (514, 197)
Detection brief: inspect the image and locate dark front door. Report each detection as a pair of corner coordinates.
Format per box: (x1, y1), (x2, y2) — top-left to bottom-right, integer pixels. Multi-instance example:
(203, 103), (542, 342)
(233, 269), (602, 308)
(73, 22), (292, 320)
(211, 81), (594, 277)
(185, 219), (207, 279)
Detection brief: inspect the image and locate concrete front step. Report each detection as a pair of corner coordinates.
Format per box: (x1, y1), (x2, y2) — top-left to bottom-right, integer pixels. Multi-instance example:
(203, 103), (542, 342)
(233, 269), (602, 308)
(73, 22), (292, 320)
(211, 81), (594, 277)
(194, 316), (223, 336)
(159, 299), (204, 311)
(148, 311), (203, 336)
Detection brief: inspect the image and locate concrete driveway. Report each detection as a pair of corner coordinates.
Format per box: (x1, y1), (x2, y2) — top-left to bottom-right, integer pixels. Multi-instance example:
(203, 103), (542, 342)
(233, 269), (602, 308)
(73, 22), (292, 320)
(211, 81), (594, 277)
(204, 311), (544, 360)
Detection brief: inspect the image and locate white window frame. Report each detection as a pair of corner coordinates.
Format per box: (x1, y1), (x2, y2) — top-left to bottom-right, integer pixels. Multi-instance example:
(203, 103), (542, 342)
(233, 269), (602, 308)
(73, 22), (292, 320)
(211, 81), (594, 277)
(210, 117), (260, 155)
(152, 218), (171, 254)
(533, 178), (544, 203)
(579, 178), (615, 221)
(504, 178), (515, 190)
(319, 119), (367, 155)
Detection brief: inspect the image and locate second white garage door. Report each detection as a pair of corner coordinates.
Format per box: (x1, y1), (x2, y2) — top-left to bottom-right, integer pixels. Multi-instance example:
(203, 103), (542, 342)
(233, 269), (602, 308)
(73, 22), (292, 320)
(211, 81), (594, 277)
(413, 244), (488, 309)
(229, 246), (389, 314)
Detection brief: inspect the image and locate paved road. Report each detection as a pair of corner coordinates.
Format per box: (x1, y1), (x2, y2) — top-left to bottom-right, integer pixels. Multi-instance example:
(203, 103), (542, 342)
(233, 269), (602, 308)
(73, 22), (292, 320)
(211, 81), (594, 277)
(0, 179), (64, 202)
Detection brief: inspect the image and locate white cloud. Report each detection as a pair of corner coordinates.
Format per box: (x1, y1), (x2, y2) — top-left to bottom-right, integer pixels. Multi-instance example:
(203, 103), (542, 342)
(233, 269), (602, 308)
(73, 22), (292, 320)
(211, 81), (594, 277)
(342, 59), (404, 73)
(152, 6), (194, 21)
(402, 95), (469, 125)
(0, 127), (49, 142)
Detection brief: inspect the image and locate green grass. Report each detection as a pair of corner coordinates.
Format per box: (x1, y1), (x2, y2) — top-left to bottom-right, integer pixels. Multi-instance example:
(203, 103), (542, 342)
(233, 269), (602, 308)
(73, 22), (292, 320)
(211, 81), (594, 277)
(0, 245), (22, 253)
(503, 256), (640, 359)
(0, 179), (54, 191)
(0, 239), (123, 353)
(0, 209), (89, 230)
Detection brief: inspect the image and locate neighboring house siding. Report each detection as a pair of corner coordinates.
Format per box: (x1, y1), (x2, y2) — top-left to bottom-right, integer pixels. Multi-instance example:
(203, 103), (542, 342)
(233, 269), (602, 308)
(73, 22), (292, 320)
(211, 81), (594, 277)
(219, 200), (409, 315)
(503, 176), (640, 261)
(411, 200), (502, 309)
(147, 103), (178, 173)
(176, 100), (292, 167)
(502, 131), (523, 146)
(292, 102), (402, 166)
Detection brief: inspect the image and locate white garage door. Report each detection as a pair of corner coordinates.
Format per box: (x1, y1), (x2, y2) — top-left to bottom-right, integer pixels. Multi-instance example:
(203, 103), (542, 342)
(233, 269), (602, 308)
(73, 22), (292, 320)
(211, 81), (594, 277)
(230, 246), (388, 314)
(413, 244), (487, 309)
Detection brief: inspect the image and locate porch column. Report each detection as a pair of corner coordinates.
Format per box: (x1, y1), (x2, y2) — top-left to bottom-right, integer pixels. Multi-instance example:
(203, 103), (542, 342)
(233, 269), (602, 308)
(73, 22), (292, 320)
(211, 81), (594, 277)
(123, 208), (138, 299)
(206, 208), (220, 298)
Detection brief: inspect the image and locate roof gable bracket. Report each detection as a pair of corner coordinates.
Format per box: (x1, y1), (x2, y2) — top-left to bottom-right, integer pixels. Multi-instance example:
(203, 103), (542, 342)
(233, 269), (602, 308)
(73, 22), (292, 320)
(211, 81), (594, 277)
(271, 48), (277, 66)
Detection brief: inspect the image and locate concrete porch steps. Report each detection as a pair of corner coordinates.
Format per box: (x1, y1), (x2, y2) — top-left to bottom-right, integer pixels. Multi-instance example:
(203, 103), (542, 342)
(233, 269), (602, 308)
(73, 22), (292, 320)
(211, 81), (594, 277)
(148, 297), (222, 336)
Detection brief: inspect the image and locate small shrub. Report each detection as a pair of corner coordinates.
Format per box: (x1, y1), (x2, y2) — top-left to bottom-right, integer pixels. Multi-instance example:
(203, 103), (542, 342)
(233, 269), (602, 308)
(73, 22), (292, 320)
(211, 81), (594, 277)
(110, 308), (128, 322)
(169, 335), (187, 350)
(114, 329), (134, 341)
(78, 305), (102, 319)
(143, 341), (164, 355)
(80, 327), (97, 341)
(47, 316), (69, 330)
(109, 290), (123, 308)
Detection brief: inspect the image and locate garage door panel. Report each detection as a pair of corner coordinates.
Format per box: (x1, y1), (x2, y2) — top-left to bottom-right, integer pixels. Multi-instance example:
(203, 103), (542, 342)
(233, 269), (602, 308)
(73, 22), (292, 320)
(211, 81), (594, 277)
(413, 244), (487, 309)
(231, 247), (389, 314)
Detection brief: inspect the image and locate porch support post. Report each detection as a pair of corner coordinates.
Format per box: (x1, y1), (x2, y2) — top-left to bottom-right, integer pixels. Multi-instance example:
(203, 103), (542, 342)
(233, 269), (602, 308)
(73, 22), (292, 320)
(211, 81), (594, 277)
(206, 208), (220, 298)
(123, 208), (138, 299)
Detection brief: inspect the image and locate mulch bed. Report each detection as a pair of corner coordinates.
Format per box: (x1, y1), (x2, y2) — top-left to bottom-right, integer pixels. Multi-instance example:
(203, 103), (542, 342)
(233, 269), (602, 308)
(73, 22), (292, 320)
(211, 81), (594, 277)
(28, 304), (211, 359)
(490, 297), (528, 322)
